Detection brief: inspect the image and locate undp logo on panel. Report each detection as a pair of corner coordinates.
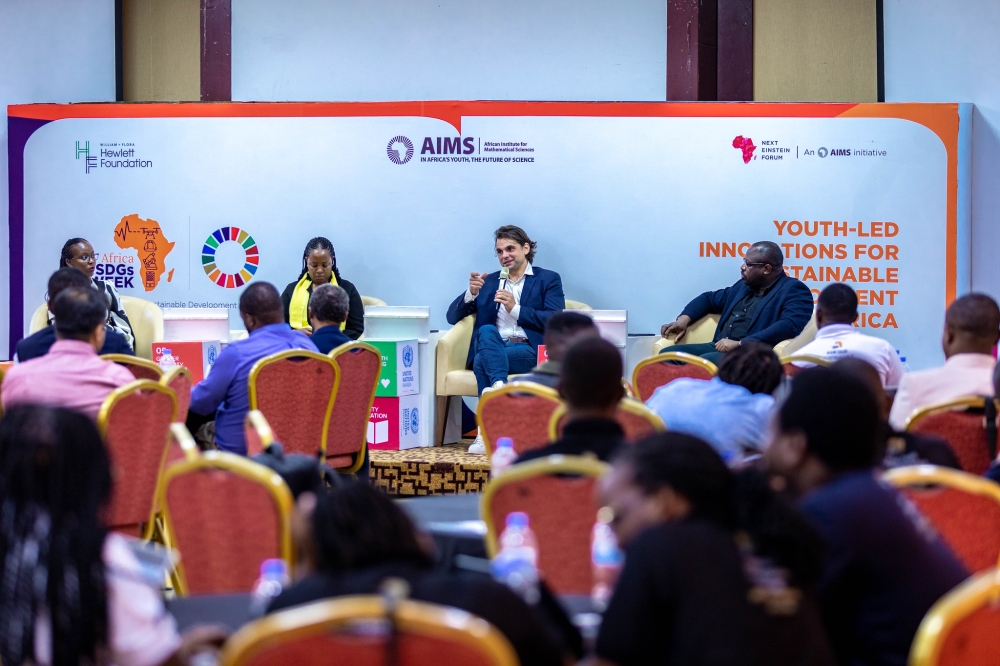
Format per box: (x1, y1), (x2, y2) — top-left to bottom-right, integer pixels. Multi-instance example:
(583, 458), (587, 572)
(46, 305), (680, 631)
(387, 136), (414, 165)
(402, 344), (414, 368)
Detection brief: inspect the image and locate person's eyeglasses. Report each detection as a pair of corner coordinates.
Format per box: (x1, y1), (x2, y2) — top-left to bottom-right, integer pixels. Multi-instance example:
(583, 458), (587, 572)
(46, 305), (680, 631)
(75, 253), (95, 262)
(741, 261), (768, 268)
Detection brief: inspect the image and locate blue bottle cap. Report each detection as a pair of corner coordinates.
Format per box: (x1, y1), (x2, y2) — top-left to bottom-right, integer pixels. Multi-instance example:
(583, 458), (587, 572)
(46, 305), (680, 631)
(506, 511), (529, 528)
(497, 437), (514, 448)
(260, 558), (287, 577)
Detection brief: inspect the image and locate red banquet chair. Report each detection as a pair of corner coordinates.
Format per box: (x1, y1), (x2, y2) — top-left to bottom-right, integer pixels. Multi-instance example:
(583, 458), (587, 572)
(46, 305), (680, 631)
(630, 352), (717, 401)
(160, 365), (193, 423)
(101, 353), (164, 381)
(884, 465), (1000, 573)
(244, 409), (276, 457)
(548, 398), (666, 444)
(248, 350), (340, 458)
(482, 455), (609, 595)
(905, 396), (998, 475)
(97, 379), (177, 536)
(476, 382), (563, 456)
(158, 451), (293, 595)
(327, 342), (381, 472)
(781, 354), (832, 377)
(220, 596), (518, 666)
(909, 567), (1000, 666)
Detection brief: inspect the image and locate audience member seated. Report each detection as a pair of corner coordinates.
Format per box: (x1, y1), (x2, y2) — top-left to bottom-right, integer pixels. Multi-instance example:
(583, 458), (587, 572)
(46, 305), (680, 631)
(188, 282), (317, 454)
(594, 433), (834, 666)
(659, 241), (813, 364)
(268, 481), (565, 666)
(645, 341), (782, 462)
(765, 367), (968, 666)
(17, 268), (134, 362)
(888, 293), (999, 430)
(282, 236), (365, 339)
(835, 357), (959, 469)
(2, 287), (134, 420)
(792, 283), (904, 387)
(513, 311), (598, 388)
(60, 237), (135, 351)
(516, 336), (625, 464)
(0, 405), (225, 666)
(308, 283), (352, 354)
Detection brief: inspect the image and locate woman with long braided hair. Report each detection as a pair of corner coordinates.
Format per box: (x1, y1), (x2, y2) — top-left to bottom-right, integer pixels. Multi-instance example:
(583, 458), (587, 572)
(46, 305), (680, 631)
(280, 237), (365, 340)
(0, 405), (224, 665)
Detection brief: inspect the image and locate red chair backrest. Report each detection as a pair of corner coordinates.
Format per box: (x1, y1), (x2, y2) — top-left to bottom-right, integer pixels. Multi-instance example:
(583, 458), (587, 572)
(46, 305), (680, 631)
(900, 486), (1000, 573)
(236, 627), (501, 666)
(166, 371), (192, 423)
(124, 363), (162, 382)
(936, 602), (1000, 665)
(615, 406), (660, 443)
(633, 360), (713, 401)
(165, 465), (285, 594)
(480, 390), (562, 455)
(783, 362), (807, 377)
(103, 386), (175, 532)
(328, 345), (381, 468)
(252, 355), (338, 457)
(911, 411), (993, 475)
(487, 474), (600, 594)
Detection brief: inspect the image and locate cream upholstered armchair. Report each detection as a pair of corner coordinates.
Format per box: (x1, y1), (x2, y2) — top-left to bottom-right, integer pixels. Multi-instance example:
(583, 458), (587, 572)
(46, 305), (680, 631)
(651, 311), (817, 357)
(360, 296), (386, 308)
(434, 300), (591, 444)
(29, 295), (164, 360)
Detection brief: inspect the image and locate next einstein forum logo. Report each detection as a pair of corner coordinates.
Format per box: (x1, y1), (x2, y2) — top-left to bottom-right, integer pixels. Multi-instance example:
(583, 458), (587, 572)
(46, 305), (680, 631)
(76, 140), (152, 173)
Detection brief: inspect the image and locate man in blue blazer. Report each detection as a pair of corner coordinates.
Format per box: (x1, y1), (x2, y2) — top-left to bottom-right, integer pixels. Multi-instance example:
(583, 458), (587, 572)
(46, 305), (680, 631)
(447, 226), (565, 451)
(660, 241), (813, 365)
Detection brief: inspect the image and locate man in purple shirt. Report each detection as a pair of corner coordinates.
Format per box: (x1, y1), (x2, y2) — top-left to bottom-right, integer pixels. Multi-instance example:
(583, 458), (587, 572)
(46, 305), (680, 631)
(189, 282), (317, 454)
(2, 287), (134, 420)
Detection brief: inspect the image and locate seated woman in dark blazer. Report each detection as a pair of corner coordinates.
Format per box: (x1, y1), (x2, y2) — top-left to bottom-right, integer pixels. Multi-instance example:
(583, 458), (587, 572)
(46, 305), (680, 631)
(281, 237), (364, 340)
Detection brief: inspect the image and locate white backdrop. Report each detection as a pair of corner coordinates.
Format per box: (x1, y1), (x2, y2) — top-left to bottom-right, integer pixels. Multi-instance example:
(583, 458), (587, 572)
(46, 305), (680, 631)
(10, 103), (964, 369)
(0, 0), (115, 359)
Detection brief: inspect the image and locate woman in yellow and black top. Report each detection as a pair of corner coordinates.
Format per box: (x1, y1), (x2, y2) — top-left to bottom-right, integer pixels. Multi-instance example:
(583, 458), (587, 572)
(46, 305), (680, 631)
(281, 237), (365, 339)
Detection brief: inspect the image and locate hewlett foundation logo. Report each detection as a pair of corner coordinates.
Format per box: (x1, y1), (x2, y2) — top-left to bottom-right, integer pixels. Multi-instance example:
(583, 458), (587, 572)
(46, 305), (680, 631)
(76, 141), (98, 173)
(76, 140), (151, 173)
(387, 136), (414, 165)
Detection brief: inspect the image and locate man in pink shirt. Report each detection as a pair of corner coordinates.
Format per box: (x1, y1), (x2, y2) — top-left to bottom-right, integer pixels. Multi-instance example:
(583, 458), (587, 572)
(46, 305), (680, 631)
(2, 286), (135, 420)
(888, 294), (999, 430)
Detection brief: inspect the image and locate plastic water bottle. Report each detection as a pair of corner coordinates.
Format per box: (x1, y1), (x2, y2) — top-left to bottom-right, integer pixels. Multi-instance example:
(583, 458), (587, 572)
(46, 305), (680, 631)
(591, 507), (624, 610)
(491, 512), (540, 604)
(896, 350), (910, 373)
(249, 558), (290, 616)
(491, 437), (518, 475)
(158, 348), (176, 371)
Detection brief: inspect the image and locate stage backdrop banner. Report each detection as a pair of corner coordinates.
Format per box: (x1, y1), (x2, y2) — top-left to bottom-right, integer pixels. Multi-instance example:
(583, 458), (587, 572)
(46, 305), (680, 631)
(8, 102), (970, 369)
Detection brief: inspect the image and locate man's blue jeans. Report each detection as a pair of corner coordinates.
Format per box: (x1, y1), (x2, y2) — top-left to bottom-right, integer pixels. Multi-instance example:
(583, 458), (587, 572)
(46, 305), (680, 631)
(473, 325), (537, 395)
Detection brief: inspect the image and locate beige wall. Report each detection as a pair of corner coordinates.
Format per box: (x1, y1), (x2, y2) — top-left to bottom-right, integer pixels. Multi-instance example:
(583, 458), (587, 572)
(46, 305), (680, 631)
(754, 0), (878, 102)
(122, 0), (200, 101)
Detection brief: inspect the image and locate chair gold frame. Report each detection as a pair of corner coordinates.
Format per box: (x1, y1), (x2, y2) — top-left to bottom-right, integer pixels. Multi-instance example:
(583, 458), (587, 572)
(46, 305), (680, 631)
(630, 352), (718, 401)
(97, 379), (177, 539)
(480, 454), (610, 557)
(780, 354), (833, 369)
(100, 353), (164, 378)
(884, 464), (1000, 567)
(248, 349), (341, 460)
(546, 398), (666, 441)
(476, 381), (562, 457)
(159, 365), (194, 419)
(328, 341), (382, 474)
(908, 566), (1000, 666)
(220, 595), (519, 666)
(169, 422), (201, 462)
(244, 409), (275, 455)
(904, 395), (998, 431)
(157, 451), (294, 596)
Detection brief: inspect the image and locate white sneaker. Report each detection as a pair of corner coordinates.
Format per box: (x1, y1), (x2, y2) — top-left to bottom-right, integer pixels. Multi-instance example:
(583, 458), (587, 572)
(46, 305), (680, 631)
(467, 433), (486, 454)
(481, 380), (505, 395)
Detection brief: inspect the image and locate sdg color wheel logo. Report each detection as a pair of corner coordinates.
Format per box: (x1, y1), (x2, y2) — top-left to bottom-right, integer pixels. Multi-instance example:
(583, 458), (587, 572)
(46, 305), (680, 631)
(202, 226), (259, 288)
(387, 136), (414, 165)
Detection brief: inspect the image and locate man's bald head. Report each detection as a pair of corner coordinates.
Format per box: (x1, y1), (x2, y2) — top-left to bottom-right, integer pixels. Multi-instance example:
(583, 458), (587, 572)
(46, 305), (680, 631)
(750, 241), (783, 268)
(239, 282), (285, 332)
(943, 294), (1000, 357)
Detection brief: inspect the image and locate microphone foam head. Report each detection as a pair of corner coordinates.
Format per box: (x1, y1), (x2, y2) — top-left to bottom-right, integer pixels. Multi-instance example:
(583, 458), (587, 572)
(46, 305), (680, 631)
(500, 267), (510, 279)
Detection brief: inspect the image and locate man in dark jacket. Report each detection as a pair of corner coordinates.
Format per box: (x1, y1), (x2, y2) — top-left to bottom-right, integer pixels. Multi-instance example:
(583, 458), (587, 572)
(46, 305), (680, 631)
(660, 241), (813, 364)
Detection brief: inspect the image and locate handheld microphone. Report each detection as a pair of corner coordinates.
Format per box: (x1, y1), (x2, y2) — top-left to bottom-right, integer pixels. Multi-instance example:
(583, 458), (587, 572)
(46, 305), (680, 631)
(497, 266), (510, 312)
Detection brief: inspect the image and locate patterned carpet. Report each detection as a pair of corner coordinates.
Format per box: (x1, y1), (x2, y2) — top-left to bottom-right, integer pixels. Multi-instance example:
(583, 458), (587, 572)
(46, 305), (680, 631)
(370, 440), (491, 496)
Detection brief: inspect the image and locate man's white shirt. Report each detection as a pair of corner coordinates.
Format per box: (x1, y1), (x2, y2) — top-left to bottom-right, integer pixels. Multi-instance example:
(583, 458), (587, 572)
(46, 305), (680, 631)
(793, 323), (905, 387)
(465, 264), (532, 340)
